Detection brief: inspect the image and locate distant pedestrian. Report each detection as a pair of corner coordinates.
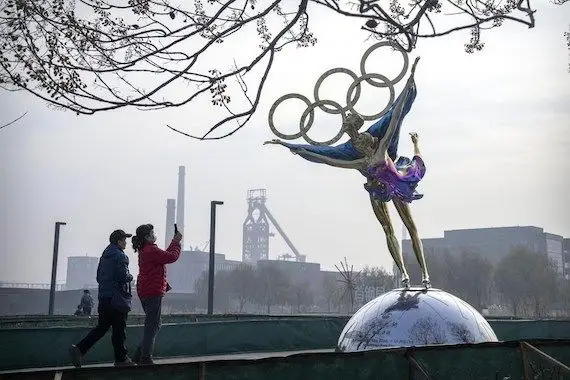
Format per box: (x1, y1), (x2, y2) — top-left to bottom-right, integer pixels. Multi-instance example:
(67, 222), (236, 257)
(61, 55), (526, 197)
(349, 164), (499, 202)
(80, 289), (94, 315)
(131, 224), (182, 365)
(69, 230), (135, 368)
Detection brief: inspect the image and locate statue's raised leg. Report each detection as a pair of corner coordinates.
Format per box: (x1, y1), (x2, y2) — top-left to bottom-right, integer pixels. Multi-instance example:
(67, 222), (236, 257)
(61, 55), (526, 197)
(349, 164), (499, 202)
(393, 199), (430, 288)
(369, 193), (410, 288)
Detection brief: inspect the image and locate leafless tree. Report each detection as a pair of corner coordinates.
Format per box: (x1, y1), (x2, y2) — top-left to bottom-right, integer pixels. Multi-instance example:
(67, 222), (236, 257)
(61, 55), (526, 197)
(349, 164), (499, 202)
(0, 0), (558, 139)
(228, 263), (257, 312)
(335, 257), (361, 313)
(494, 245), (558, 318)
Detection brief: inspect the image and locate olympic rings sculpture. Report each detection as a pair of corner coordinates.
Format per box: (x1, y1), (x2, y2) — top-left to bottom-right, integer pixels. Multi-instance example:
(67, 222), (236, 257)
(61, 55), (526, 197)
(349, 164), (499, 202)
(268, 41), (411, 146)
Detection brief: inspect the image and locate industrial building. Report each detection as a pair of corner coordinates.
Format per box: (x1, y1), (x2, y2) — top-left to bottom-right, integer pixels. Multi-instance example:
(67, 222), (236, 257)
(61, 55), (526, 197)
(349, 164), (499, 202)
(401, 226), (567, 276)
(242, 189), (306, 264)
(562, 239), (570, 280)
(65, 256), (98, 290)
(167, 250), (242, 293)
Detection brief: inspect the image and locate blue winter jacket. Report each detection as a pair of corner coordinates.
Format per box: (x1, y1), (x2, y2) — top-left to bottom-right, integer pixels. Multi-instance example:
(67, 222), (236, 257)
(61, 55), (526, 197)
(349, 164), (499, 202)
(96, 244), (133, 300)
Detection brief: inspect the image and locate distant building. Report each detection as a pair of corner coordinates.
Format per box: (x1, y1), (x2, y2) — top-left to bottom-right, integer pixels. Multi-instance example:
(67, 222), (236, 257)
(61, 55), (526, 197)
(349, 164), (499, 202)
(401, 226), (565, 275)
(167, 250), (241, 293)
(544, 233), (564, 276)
(563, 239), (570, 280)
(320, 270), (342, 281)
(66, 256), (99, 290)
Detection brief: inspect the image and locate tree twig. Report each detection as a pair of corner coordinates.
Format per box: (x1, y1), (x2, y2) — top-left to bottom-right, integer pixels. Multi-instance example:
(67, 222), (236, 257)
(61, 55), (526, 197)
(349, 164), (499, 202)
(0, 112), (28, 131)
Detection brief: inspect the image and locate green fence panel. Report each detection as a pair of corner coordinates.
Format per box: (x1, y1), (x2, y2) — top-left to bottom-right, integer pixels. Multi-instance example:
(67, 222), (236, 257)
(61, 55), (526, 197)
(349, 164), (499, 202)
(491, 319), (570, 340)
(200, 350), (410, 380)
(0, 314), (351, 329)
(3, 341), (569, 380)
(0, 318), (346, 370)
(1, 317), (570, 371)
(415, 343), (522, 379)
(159, 318), (346, 357)
(0, 325), (143, 370)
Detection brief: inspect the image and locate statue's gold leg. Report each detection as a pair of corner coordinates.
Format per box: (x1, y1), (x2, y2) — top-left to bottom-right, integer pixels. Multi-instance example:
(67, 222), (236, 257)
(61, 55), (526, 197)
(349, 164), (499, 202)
(369, 194), (409, 288)
(393, 199), (430, 288)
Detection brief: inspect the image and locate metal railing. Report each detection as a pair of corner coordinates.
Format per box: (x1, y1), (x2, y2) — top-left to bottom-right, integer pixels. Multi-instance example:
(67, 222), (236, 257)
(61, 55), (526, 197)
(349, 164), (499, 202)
(0, 282), (66, 291)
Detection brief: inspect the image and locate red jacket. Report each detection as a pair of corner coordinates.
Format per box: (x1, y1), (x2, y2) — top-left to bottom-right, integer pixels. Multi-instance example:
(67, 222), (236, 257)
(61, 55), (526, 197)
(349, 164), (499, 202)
(136, 240), (181, 298)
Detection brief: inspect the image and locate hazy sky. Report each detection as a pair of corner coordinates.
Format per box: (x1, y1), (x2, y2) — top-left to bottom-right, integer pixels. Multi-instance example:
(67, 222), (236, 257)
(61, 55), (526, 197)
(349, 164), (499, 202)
(1, 2), (569, 284)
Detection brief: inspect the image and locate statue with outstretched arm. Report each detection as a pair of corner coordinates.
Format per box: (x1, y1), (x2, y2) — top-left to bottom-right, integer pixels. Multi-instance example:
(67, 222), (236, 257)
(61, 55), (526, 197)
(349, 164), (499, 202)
(265, 57), (430, 288)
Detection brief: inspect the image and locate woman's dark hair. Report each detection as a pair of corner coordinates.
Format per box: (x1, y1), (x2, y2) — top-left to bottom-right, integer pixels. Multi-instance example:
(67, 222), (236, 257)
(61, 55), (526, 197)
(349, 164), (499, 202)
(132, 224), (154, 252)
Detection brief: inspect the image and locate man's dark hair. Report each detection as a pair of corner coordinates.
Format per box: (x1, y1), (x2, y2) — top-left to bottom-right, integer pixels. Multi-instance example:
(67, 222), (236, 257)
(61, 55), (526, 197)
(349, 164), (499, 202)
(109, 230), (132, 245)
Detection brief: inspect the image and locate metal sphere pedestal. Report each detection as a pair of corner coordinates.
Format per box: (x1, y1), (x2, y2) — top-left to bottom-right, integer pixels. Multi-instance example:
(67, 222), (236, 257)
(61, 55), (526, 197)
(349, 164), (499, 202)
(337, 287), (499, 352)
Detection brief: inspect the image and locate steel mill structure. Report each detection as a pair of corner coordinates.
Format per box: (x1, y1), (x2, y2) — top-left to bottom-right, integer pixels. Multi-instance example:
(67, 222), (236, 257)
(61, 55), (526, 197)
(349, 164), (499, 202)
(242, 189), (306, 264)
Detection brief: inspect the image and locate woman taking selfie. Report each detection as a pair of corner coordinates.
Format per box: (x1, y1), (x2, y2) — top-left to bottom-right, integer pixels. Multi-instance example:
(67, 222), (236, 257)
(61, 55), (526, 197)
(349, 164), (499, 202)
(131, 223), (182, 365)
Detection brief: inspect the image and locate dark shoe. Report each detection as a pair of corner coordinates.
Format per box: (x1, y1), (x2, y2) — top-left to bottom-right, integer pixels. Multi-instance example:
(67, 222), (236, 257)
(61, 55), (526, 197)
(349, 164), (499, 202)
(69, 345), (82, 368)
(132, 346), (141, 364)
(139, 357), (155, 366)
(114, 357), (135, 367)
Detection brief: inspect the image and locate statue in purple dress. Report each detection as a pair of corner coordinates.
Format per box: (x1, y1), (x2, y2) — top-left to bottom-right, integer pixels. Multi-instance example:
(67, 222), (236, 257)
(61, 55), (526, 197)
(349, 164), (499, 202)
(265, 56), (430, 288)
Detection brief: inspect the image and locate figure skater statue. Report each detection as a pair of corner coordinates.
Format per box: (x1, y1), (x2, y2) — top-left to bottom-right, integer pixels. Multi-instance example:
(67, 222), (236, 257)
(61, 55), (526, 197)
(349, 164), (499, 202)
(265, 57), (430, 288)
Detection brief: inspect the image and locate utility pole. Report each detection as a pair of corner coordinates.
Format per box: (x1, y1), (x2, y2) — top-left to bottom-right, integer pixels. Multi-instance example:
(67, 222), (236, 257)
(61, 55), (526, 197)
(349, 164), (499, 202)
(207, 201), (224, 315)
(48, 221), (66, 315)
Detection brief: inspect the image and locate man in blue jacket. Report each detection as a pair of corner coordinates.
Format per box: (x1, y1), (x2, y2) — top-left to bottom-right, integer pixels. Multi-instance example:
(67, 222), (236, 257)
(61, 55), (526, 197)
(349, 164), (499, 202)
(70, 229), (135, 368)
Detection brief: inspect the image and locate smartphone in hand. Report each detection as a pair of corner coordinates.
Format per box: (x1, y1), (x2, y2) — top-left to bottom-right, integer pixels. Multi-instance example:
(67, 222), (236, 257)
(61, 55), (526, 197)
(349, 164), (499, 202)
(173, 223), (182, 242)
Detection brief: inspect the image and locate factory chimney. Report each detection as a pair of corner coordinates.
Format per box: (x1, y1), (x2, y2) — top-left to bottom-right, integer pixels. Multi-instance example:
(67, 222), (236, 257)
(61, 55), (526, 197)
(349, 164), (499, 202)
(176, 166), (186, 247)
(165, 198), (176, 247)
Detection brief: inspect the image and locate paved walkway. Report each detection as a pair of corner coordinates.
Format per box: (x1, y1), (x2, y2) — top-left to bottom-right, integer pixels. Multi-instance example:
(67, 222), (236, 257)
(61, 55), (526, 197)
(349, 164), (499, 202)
(0, 349), (335, 375)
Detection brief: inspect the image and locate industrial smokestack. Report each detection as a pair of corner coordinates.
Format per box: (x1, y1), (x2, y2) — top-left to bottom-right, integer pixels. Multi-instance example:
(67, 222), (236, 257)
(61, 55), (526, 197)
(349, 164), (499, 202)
(176, 166), (186, 247)
(165, 198), (176, 247)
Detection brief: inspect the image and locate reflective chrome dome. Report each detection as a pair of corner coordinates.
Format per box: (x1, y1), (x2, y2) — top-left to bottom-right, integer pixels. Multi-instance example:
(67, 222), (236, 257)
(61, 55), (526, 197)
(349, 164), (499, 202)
(337, 287), (498, 352)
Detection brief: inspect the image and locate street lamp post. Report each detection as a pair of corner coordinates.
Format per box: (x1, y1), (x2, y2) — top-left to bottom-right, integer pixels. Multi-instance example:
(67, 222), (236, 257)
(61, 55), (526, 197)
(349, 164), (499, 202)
(48, 221), (66, 315)
(207, 201), (224, 315)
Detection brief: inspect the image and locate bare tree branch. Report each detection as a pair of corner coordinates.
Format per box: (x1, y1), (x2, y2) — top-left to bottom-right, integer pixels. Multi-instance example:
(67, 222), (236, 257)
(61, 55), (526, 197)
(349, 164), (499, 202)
(0, 0), (564, 139)
(566, 25), (570, 72)
(0, 111), (28, 131)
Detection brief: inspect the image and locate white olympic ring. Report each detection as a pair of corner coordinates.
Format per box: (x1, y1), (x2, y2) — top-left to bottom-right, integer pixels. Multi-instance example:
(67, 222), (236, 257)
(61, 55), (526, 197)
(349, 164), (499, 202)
(268, 41), (410, 146)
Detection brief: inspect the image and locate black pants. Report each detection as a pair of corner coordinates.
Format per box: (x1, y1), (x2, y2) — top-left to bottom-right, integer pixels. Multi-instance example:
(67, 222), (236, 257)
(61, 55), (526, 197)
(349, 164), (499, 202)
(82, 306), (92, 315)
(137, 296), (163, 361)
(76, 297), (128, 362)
